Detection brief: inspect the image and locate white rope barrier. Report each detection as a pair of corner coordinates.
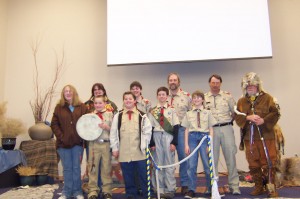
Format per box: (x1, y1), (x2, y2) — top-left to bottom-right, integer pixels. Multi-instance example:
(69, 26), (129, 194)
(149, 135), (222, 199)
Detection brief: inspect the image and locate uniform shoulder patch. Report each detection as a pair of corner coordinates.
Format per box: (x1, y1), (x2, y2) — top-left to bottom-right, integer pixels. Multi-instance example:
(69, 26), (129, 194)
(182, 90), (190, 96)
(143, 98), (150, 104)
(224, 91), (232, 95)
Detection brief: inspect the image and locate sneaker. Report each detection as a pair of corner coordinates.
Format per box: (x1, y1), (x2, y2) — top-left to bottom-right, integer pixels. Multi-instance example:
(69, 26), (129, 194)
(181, 186), (189, 195)
(58, 196), (67, 199)
(76, 195), (84, 199)
(88, 195), (98, 199)
(103, 193), (112, 199)
(184, 190), (195, 199)
(231, 187), (241, 195)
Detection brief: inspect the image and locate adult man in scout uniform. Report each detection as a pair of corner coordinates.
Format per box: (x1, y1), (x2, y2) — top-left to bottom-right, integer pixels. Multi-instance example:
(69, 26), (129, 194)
(167, 72), (192, 195)
(204, 74), (240, 195)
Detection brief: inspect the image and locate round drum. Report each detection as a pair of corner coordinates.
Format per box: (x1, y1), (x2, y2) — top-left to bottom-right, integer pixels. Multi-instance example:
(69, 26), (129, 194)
(76, 113), (103, 141)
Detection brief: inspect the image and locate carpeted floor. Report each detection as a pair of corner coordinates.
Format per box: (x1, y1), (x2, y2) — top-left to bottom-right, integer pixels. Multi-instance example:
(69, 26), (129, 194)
(1, 175), (300, 199)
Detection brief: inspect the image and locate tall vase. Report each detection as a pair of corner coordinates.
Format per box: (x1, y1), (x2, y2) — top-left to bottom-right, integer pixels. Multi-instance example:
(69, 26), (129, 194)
(28, 122), (53, 141)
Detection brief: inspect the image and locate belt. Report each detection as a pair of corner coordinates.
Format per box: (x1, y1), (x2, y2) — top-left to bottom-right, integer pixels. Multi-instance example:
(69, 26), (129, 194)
(213, 122), (233, 127)
(97, 139), (110, 143)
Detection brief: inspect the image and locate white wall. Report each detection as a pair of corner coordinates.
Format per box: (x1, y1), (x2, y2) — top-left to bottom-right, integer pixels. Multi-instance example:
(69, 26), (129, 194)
(2, 0), (300, 172)
(0, 0), (7, 101)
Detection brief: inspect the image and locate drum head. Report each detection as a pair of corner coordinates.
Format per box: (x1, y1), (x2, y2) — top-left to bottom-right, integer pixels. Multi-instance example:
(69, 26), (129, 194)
(76, 113), (103, 141)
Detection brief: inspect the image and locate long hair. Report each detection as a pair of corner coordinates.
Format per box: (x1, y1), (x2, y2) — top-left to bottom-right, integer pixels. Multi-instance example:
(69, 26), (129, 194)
(89, 83), (108, 100)
(58, 84), (82, 106)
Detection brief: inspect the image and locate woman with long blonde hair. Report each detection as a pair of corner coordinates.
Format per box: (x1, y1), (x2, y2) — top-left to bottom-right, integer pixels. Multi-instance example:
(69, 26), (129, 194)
(51, 85), (88, 199)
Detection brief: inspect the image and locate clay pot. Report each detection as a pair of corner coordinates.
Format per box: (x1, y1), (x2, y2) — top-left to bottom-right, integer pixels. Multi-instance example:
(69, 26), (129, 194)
(28, 122), (53, 141)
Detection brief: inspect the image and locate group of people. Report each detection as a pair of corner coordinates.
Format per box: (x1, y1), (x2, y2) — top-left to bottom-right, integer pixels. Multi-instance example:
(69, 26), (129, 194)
(50, 72), (280, 199)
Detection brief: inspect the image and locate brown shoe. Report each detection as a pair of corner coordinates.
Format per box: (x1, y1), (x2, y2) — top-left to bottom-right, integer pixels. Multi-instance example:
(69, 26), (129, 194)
(250, 186), (265, 196)
(181, 186), (188, 195)
(267, 183), (279, 198)
(250, 168), (265, 196)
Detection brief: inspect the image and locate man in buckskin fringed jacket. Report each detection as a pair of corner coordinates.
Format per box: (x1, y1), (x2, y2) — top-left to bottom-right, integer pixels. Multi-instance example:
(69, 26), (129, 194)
(235, 72), (280, 198)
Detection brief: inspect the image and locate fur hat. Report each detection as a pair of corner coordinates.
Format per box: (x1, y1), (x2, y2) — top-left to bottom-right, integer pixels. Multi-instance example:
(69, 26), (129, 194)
(241, 72), (264, 96)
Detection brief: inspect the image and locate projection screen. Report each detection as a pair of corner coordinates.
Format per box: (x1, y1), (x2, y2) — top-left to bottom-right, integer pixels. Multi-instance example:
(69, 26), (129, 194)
(107, 0), (272, 66)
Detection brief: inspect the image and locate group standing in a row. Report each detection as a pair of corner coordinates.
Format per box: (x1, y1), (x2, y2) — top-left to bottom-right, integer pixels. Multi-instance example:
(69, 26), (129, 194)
(51, 72), (280, 199)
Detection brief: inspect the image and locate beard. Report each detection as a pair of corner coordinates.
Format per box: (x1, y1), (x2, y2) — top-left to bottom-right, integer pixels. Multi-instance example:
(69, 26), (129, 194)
(247, 90), (258, 96)
(169, 83), (179, 91)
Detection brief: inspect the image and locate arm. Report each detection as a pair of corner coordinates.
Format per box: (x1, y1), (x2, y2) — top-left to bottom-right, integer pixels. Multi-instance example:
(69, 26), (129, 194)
(147, 113), (156, 149)
(228, 94), (237, 120)
(184, 127), (190, 155)
(110, 113), (120, 157)
(145, 99), (152, 114)
(259, 97), (280, 131)
(170, 109), (180, 146)
(110, 101), (119, 115)
(235, 98), (248, 128)
(140, 115), (153, 154)
(209, 126), (214, 137)
(50, 105), (63, 140)
(149, 127), (156, 150)
(170, 125), (179, 152)
(142, 115), (152, 144)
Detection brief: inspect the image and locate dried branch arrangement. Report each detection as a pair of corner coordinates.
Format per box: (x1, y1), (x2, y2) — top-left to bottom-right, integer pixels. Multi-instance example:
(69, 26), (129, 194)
(29, 37), (66, 123)
(0, 101), (26, 138)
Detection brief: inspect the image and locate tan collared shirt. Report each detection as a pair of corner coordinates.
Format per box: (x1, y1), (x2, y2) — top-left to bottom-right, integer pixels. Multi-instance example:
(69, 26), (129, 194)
(110, 107), (152, 162)
(94, 109), (113, 141)
(204, 90), (236, 124)
(149, 103), (180, 132)
(181, 107), (217, 133)
(167, 88), (192, 123)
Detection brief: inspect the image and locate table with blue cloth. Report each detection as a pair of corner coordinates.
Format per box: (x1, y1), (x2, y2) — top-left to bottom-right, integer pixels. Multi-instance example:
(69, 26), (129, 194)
(19, 139), (59, 179)
(0, 149), (27, 187)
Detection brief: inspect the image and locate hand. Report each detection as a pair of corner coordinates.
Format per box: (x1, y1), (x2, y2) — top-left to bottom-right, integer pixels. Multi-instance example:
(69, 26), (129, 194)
(247, 114), (264, 125)
(255, 117), (264, 125)
(185, 146), (190, 155)
(112, 151), (119, 158)
(246, 114), (260, 122)
(99, 123), (108, 130)
(170, 144), (176, 152)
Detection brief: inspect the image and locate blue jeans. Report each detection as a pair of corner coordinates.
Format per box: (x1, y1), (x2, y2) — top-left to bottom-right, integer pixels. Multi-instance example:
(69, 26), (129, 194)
(177, 126), (189, 186)
(187, 132), (211, 192)
(57, 145), (84, 198)
(120, 160), (153, 198)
